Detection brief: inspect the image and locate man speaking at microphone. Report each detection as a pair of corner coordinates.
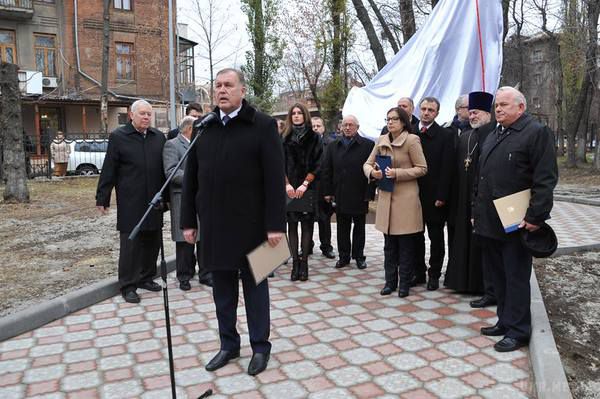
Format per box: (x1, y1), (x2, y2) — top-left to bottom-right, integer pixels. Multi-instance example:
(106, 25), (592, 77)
(180, 68), (286, 376)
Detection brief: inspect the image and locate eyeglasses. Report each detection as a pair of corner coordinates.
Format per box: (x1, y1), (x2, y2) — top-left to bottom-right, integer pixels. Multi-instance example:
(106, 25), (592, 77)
(385, 117), (401, 122)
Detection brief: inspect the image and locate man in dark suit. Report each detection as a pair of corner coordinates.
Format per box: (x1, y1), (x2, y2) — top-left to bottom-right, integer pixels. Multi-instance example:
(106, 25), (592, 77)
(181, 68), (286, 376)
(414, 97), (455, 290)
(473, 86), (557, 352)
(311, 116), (336, 259)
(163, 116), (212, 291)
(381, 97), (420, 135)
(167, 102), (203, 140)
(322, 115), (374, 270)
(96, 100), (166, 304)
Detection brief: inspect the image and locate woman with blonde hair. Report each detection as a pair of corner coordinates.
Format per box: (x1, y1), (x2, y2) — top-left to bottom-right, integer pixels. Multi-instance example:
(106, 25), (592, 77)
(364, 107), (427, 297)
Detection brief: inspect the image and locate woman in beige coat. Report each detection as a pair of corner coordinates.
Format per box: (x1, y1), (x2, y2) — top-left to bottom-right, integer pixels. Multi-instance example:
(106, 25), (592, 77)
(364, 107), (427, 297)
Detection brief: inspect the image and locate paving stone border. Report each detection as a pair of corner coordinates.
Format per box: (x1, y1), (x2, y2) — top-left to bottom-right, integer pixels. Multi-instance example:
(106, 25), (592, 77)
(0, 256), (175, 342)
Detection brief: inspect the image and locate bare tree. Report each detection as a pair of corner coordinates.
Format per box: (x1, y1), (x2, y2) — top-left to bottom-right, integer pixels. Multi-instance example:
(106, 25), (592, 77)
(191, 0), (240, 104)
(366, 0), (399, 53)
(350, 0), (387, 70)
(1, 63), (29, 202)
(399, 0), (417, 41)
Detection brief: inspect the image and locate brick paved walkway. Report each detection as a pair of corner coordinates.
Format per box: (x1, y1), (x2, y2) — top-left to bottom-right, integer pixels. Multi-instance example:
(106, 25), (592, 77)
(1, 201), (598, 399)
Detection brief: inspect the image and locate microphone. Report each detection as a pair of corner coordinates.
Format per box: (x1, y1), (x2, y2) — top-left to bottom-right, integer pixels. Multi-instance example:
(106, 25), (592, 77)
(193, 112), (219, 129)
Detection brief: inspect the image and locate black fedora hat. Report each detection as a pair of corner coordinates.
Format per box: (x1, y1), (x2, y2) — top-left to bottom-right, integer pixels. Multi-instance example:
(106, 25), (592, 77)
(520, 222), (558, 258)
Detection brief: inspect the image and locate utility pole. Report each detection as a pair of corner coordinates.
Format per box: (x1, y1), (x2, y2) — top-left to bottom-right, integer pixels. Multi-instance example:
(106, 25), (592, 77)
(168, 0), (177, 129)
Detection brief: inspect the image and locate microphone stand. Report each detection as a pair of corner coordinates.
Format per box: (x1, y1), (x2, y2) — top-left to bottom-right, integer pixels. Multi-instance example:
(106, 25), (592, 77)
(128, 121), (213, 399)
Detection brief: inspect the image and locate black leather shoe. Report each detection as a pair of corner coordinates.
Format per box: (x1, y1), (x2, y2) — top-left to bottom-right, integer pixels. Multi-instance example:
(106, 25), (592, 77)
(199, 276), (213, 287)
(356, 259), (367, 269)
(410, 275), (426, 287)
(494, 337), (527, 352)
(398, 288), (410, 298)
(380, 286), (395, 296)
(179, 280), (191, 291)
(122, 290), (140, 303)
(205, 350), (240, 371)
(138, 281), (161, 292)
(322, 249), (336, 259)
(480, 325), (508, 336)
(470, 295), (497, 308)
(426, 279), (439, 291)
(247, 352), (270, 376)
(335, 259), (350, 269)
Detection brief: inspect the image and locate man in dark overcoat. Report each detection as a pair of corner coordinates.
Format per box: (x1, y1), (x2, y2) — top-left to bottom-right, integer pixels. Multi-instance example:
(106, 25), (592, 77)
(380, 96), (420, 135)
(322, 115), (375, 270)
(167, 102), (203, 140)
(180, 68), (286, 376)
(473, 86), (558, 352)
(311, 116), (336, 259)
(96, 100), (165, 304)
(414, 97), (455, 290)
(445, 91), (496, 306)
(163, 116), (212, 291)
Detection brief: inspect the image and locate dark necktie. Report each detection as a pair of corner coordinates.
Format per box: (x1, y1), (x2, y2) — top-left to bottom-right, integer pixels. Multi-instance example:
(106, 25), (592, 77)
(222, 115), (231, 125)
(496, 125), (506, 141)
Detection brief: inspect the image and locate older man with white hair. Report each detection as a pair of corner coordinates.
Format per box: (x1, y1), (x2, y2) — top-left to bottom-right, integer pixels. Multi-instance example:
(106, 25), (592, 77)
(472, 86), (558, 352)
(96, 99), (166, 304)
(322, 114), (374, 270)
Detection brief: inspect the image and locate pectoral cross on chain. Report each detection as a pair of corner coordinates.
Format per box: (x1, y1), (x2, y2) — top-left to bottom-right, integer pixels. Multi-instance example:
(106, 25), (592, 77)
(464, 157), (472, 171)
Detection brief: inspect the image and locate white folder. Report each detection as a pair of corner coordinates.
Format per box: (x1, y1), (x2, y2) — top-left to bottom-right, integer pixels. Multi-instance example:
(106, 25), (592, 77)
(493, 189), (531, 233)
(247, 235), (291, 285)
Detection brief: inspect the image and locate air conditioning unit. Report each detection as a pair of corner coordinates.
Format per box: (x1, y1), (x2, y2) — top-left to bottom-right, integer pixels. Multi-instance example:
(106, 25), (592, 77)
(42, 77), (58, 88)
(18, 70), (43, 95)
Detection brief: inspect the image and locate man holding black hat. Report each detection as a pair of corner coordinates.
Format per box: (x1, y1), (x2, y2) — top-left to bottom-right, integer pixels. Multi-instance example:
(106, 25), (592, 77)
(472, 86), (558, 352)
(445, 92), (496, 306)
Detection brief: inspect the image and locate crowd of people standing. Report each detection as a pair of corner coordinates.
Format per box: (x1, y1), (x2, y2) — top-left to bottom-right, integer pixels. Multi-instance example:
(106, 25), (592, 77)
(95, 68), (557, 377)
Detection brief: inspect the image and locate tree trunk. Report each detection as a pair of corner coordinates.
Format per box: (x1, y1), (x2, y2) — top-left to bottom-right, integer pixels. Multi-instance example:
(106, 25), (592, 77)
(577, 91), (591, 163)
(502, 0), (510, 40)
(253, 0), (266, 99)
(399, 0), (416, 42)
(431, 0), (439, 8)
(1, 63), (29, 202)
(350, 0), (387, 70)
(566, 0), (600, 167)
(100, 0), (110, 135)
(366, 0), (399, 53)
(594, 125), (600, 169)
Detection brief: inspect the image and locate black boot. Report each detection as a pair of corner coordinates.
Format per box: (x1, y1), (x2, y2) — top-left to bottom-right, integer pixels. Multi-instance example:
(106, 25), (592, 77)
(291, 260), (300, 281)
(299, 260), (308, 281)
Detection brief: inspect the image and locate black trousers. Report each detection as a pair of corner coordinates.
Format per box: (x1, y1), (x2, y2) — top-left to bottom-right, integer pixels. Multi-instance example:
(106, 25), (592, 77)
(336, 213), (366, 262)
(316, 200), (333, 252)
(414, 222), (445, 280)
(118, 230), (160, 293)
(175, 241), (209, 282)
(383, 234), (416, 290)
(482, 252), (496, 299)
(480, 234), (532, 342)
(211, 267), (271, 354)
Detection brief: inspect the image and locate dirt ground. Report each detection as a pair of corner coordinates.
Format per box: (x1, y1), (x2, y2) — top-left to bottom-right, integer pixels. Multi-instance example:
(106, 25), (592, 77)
(0, 177), (174, 317)
(557, 157), (600, 186)
(534, 251), (600, 399)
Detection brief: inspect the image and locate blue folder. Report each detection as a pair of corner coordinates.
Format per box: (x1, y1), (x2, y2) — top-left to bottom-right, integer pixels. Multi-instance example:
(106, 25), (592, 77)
(375, 155), (394, 192)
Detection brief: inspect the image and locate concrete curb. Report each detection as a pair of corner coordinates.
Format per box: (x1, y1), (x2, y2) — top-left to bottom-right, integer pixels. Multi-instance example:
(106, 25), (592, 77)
(530, 268), (572, 399)
(555, 195), (600, 207)
(0, 255), (176, 342)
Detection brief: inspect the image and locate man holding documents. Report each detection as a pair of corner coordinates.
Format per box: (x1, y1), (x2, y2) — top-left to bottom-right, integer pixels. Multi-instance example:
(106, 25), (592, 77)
(472, 86), (558, 352)
(180, 68), (286, 375)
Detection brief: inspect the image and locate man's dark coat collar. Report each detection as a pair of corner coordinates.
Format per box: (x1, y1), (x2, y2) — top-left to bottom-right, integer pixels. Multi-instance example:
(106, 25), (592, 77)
(123, 122), (159, 136)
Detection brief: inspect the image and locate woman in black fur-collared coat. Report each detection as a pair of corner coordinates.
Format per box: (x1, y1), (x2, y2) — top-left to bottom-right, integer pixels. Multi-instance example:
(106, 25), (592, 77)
(282, 103), (323, 281)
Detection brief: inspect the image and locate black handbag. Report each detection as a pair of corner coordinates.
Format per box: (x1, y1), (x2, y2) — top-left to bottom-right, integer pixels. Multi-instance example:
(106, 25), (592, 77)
(286, 190), (315, 213)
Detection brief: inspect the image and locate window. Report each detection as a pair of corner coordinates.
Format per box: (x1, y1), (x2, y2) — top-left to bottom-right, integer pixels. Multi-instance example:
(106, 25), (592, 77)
(34, 34), (56, 76)
(0, 30), (16, 64)
(531, 49), (543, 63)
(116, 42), (134, 80)
(114, 0), (132, 10)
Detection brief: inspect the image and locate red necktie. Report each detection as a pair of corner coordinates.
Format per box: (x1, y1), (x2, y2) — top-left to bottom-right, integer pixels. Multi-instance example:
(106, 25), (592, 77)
(420, 126), (427, 133)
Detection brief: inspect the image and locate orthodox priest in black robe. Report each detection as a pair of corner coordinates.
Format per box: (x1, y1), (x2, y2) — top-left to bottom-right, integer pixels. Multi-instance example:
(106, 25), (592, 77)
(444, 92), (496, 305)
